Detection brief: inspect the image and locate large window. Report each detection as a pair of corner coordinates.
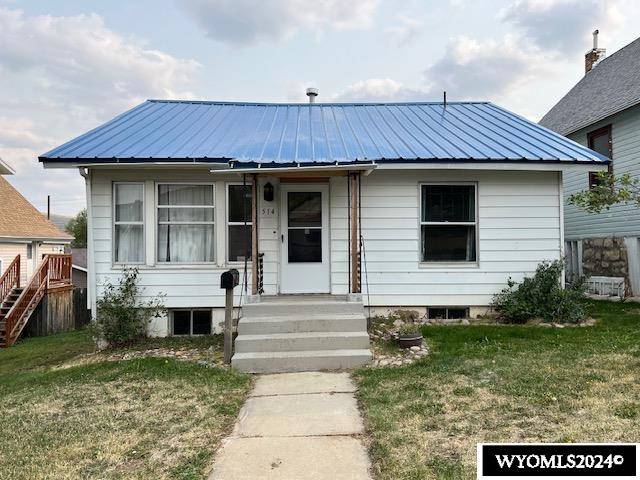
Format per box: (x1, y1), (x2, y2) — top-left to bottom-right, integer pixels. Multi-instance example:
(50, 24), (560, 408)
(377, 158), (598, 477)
(114, 182), (144, 264)
(587, 125), (612, 187)
(227, 184), (252, 262)
(420, 184), (477, 263)
(157, 184), (215, 263)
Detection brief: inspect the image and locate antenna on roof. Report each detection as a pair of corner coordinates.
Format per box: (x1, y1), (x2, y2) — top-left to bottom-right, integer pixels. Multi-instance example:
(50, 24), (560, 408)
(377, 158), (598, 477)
(443, 91), (447, 108)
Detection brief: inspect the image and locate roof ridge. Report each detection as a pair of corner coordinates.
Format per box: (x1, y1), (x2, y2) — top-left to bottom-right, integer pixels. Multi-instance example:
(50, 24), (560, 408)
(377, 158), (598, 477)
(146, 99), (491, 107)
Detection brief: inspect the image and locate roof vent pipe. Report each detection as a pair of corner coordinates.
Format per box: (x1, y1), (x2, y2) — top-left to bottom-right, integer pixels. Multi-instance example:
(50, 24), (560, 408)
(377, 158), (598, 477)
(306, 87), (319, 104)
(585, 29), (606, 73)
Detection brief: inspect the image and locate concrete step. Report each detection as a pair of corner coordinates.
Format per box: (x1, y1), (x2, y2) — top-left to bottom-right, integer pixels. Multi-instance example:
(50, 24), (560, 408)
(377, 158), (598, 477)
(242, 300), (364, 318)
(238, 313), (366, 335)
(231, 349), (372, 373)
(235, 331), (370, 353)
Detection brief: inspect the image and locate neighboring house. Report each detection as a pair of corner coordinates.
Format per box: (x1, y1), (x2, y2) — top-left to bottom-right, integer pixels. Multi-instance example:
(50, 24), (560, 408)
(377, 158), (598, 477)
(40, 99), (606, 370)
(540, 33), (640, 296)
(0, 158), (72, 281)
(71, 247), (88, 289)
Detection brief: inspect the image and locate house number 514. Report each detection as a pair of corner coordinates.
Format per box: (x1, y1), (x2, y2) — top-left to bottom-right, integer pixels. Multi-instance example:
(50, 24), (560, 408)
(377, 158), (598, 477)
(261, 207), (275, 217)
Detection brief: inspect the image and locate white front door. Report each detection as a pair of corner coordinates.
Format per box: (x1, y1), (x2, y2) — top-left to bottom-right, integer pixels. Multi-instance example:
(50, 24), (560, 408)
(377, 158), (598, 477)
(279, 184), (330, 294)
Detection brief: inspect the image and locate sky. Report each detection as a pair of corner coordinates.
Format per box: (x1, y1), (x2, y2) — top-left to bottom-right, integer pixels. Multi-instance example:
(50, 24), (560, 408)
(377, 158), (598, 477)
(1, 0), (639, 216)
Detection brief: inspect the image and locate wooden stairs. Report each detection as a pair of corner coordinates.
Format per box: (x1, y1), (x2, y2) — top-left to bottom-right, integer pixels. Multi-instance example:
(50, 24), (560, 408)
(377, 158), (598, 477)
(0, 254), (72, 348)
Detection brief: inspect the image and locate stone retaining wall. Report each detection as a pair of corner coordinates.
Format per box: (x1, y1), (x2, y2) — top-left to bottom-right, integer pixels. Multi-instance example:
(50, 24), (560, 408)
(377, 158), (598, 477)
(581, 236), (630, 293)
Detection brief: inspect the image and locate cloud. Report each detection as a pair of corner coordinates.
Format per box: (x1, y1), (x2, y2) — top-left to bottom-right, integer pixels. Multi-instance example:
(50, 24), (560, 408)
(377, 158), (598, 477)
(501, 0), (623, 55)
(384, 14), (422, 46)
(332, 79), (430, 102)
(178, 0), (380, 45)
(0, 7), (199, 112)
(423, 35), (543, 100)
(0, 7), (201, 214)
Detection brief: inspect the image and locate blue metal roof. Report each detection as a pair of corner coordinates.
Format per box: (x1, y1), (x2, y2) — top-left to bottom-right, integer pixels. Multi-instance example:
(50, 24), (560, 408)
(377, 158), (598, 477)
(40, 100), (609, 166)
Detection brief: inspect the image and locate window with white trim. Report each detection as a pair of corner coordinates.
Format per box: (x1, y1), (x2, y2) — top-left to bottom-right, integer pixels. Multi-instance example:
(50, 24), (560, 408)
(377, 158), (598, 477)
(420, 184), (477, 262)
(157, 184), (215, 263)
(227, 184), (252, 262)
(113, 182), (144, 264)
(171, 309), (212, 335)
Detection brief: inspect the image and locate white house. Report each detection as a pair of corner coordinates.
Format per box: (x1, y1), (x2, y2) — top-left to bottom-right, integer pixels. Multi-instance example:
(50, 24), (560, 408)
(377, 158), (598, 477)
(40, 99), (607, 371)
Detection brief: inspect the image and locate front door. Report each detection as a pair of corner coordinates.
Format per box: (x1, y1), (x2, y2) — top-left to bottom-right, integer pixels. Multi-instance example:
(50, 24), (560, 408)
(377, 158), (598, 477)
(280, 184), (330, 293)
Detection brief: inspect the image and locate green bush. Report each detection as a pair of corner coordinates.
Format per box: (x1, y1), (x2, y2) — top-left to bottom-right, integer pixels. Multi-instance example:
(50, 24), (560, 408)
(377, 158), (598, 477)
(492, 260), (587, 324)
(398, 323), (422, 336)
(93, 268), (166, 347)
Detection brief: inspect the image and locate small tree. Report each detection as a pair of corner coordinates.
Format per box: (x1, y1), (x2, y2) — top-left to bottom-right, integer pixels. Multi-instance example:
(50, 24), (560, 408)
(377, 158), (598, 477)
(569, 172), (640, 213)
(93, 268), (166, 347)
(65, 209), (88, 248)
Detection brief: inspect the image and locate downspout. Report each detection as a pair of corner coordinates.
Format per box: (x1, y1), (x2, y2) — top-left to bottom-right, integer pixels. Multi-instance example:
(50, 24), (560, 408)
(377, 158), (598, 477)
(79, 167), (97, 318)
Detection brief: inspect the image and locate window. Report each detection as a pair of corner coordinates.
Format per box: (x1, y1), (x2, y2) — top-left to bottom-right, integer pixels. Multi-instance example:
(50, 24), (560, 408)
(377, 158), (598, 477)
(113, 183), (144, 263)
(26, 243), (33, 260)
(587, 125), (612, 187)
(172, 309), (212, 335)
(420, 184), (477, 263)
(227, 184), (252, 262)
(427, 307), (468, 320)
(157, 184), (215, 263)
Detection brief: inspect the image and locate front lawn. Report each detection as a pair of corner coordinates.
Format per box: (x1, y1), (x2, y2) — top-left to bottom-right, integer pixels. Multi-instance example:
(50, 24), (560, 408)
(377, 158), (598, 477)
(355, 300), (640, 480)
(0, 331), (251, 480)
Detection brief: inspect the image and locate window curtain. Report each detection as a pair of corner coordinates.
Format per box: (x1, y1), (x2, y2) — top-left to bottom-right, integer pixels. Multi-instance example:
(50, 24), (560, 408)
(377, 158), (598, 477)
(115, 184), (143, 263)
(158, 184), (213, 206)
(158, 185), (215, 263)
(115, 225), (143, 263)
(158, 225), (215, 262)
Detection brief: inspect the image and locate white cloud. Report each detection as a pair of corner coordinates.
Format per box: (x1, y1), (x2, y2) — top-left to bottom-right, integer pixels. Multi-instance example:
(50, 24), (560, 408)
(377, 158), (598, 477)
(423, 35), (542, 101)
(332, 78), (430, 102)
(178, 0), (380, 45)
(501, 0), (623, 55)
(0, 7), (201, 214)
(384, 14), (422, 46)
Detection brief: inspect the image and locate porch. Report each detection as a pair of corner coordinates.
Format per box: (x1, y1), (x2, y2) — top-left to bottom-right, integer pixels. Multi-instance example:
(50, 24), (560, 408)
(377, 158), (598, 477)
(222, 167), (373, 372)
(220, 165), (371, 300)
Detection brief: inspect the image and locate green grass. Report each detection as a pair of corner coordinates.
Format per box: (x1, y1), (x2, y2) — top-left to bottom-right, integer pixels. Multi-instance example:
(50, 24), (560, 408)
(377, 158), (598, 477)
(0, 331), (252, 480)
(355, 300), (640, 480)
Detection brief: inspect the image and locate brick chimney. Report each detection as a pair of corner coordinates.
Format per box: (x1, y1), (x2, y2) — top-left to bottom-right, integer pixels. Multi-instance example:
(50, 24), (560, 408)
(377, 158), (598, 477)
(585, 29), (606, 73)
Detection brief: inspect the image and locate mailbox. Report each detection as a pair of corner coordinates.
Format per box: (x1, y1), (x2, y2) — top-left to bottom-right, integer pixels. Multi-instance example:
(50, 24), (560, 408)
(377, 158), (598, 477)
(220, 269), (240, 289)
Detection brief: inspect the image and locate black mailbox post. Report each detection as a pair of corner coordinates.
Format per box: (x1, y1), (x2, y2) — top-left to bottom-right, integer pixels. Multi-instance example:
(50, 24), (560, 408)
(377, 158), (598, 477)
(221, 269), (240, 364)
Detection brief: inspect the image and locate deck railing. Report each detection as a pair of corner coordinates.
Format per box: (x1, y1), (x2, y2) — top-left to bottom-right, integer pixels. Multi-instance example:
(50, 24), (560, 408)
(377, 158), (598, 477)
(0, 255), (20, 304)
(4, 254), (72, 347)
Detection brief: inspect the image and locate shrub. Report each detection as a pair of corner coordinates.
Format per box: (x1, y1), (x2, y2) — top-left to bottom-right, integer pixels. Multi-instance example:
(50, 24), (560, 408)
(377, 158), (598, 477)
(398, 323), (422, 336)
(92, 268), (166, 347)
(491, 260), (587, 324)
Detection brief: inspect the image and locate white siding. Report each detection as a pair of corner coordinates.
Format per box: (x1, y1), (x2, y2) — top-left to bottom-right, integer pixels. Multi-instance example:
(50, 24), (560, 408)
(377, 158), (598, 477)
(90, 168), (562, 313)
(91, 169), (261, 309)
(564, 104), (640, 239)
(330, 170), (562, 306)
(0, 242), (65, 282)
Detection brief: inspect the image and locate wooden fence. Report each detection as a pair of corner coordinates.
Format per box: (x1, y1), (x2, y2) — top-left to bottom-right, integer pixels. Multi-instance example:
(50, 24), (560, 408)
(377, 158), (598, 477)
(25, 288), (91, 337)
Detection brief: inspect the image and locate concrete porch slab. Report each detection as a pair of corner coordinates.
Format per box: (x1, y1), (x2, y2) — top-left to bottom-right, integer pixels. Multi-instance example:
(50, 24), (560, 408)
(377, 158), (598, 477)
(209, 436), (372, 480)
(251, 372), (356, 397)
(234, 392), (364, 437)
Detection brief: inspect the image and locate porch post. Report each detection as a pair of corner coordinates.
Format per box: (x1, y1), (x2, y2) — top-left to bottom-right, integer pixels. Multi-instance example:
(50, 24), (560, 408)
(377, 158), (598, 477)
(251, 174), (258, 295)
(350, 172), (360, 293)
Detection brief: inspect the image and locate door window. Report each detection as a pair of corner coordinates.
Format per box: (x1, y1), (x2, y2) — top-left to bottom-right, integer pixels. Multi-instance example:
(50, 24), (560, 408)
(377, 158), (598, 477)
(287, 192), (322, 263)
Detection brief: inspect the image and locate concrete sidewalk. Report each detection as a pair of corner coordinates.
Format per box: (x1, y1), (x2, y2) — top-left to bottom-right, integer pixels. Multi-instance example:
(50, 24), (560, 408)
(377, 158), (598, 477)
(208, 372), (372, 480)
